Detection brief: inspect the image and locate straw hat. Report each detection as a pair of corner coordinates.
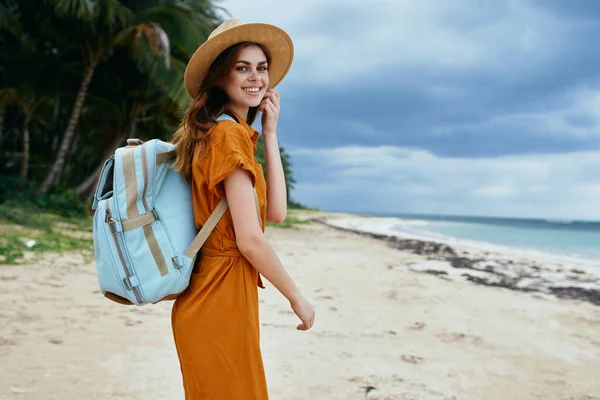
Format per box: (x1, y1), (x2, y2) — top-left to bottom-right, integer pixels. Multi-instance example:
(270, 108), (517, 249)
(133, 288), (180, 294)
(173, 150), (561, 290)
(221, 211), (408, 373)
(184, 18), (294, 98)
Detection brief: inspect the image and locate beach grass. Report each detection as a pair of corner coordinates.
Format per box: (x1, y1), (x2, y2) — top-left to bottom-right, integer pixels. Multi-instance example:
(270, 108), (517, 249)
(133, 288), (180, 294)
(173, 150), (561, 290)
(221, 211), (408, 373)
(0, 204), (93, 264)
(0, 204), (312, 264)
(267, 215), (310, 229)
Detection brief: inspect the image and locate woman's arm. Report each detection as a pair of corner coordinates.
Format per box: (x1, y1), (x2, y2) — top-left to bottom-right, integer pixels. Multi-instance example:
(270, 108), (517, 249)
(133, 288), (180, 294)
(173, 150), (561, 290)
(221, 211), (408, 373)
(224, 168), (315, 331)
(263, 133), (287, 223)
(260, 89), (287, 223)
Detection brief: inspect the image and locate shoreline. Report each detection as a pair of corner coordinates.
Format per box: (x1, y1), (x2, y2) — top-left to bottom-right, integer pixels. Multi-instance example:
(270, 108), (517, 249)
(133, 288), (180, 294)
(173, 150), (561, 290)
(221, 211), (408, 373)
(326, 213), (600, 266)
(311, 214), (600, 307)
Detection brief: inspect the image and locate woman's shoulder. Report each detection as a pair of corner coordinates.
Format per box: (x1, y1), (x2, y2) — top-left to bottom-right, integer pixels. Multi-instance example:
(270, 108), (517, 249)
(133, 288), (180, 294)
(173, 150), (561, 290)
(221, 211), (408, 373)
(209, 120), (252, 146)
(210, 120), (248, 142)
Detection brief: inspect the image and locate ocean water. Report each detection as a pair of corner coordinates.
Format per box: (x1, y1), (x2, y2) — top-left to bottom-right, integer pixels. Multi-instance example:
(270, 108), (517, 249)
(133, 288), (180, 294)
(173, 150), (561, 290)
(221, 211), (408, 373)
(370, 213), (600, 261)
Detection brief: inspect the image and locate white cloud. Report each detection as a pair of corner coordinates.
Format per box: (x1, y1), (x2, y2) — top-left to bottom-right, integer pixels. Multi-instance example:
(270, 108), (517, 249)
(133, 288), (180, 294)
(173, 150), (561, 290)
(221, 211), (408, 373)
(289, 145), (600, 220)
(219, 0), (566, 84)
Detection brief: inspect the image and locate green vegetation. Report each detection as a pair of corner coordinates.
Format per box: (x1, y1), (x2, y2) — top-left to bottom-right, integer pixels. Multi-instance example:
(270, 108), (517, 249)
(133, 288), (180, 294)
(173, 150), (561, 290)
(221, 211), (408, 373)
(288, 200), (319, 211)
(266, 215), (310, 230)
(0, 235), (24, 264)
(0, 176), (89, 218)
(0, 204), (93, 264)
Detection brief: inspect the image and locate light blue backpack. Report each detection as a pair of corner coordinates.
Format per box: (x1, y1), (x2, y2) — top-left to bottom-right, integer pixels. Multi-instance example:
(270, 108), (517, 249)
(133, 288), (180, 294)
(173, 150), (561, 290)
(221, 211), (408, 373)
(91, 114), (239, 305)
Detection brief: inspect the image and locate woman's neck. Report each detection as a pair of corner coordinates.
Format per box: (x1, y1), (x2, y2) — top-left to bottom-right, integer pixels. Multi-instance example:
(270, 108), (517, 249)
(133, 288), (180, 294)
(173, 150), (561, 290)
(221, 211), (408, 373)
(226, 103), (248, 122)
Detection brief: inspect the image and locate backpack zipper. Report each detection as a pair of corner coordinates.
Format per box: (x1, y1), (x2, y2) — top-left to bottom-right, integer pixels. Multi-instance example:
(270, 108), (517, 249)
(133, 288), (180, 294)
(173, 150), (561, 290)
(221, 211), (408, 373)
(97, 207), (129, 297)
(106, 205), (143, 304)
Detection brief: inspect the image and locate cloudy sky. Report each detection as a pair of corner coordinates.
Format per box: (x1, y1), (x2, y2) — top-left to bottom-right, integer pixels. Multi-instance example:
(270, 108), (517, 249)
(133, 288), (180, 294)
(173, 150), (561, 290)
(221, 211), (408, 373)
(219, 0), (600, 220)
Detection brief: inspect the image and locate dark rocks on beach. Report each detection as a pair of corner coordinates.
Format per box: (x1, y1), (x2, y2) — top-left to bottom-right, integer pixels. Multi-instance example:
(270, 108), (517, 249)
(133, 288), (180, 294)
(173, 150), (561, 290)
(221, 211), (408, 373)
(463, 274), (536, 293)
(362, 385), (377, 395)
(448, 257), (483, 269)
(484, 265), (496, 272)
(313, 218), (457, 257)
(549, 287), (600, 306)
(390, 240), (457, 258)
(422, 269), (448, 276)
(314, 218), (600, 307)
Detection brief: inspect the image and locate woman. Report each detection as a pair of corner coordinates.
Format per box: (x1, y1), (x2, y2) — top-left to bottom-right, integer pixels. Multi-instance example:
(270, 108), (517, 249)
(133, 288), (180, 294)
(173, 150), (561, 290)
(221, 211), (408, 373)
(170, 18), (315, 399)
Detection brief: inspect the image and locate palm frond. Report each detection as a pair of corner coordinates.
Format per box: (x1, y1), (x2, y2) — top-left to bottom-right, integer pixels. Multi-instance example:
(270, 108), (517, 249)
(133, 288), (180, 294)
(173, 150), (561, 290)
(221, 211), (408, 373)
(137, 23), (171, 68)
(116, 23), (171, 68)
(152, 57), (188, 107)
(189, 11), (220, 39)
(99, 0), (134, 28)
(141, 53), (188, 108)
(180, 0), (223, 39)
(82, 93), (124, 122)
(139, 4), (201, 56)
(0, 3), (23, 38)
(53, 0), (97, 20)
(113, 25), (137, 45)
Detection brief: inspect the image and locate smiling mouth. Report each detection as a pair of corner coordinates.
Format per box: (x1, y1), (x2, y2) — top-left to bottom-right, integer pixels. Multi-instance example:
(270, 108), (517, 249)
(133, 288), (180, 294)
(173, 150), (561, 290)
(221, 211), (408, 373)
(243, 87), (262, 93)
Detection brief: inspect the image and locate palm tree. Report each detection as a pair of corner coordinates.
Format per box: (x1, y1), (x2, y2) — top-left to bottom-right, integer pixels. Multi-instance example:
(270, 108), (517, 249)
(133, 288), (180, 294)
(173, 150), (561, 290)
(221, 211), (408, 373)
(255, 136), (297, 203)
(0, 2), (16, 147)
(0, 91), (8, 150)
(37, 0), (220, 194)
(0, 89), (50, 178)
(0, 1), (55, 179)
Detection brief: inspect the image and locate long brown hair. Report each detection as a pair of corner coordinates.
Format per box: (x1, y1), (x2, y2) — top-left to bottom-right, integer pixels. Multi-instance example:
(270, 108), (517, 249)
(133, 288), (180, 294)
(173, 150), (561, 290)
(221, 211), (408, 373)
(171, 42), (272, 183)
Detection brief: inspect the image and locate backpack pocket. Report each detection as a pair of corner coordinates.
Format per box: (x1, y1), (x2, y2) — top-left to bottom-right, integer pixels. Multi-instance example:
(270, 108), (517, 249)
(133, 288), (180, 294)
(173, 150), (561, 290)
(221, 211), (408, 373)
(94, 199), (141, 304)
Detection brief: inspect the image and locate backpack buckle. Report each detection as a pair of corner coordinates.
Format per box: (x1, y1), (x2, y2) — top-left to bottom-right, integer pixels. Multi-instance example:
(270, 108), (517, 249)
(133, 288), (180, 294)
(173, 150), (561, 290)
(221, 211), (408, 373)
(172, 256), (184, 269)
(123, 277), (132, 291)
(108, 219), (123, 234)
(123, 276), (139, 290)
(105, 208), (123, 234)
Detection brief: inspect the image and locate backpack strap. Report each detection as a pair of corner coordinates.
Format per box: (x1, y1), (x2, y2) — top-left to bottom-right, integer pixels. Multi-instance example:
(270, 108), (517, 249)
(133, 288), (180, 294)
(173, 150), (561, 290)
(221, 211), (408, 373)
(184, 113), (262, 259)
(185, 198), (229, 258)
(215, 113), (238, 123)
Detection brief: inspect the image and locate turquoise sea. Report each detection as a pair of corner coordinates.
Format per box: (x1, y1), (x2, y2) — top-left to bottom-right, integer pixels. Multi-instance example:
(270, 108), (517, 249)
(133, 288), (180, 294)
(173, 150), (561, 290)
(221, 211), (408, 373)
(369, 213), (600, 261)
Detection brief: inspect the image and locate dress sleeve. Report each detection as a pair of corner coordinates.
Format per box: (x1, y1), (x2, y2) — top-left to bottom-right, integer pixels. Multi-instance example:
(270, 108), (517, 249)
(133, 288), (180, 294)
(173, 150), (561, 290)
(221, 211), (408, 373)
(203, 123), (258, 199)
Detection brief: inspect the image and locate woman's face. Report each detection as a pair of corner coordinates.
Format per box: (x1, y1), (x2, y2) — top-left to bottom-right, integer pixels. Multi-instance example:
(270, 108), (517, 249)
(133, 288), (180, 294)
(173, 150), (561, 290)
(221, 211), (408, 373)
(222, 45), (270, 110)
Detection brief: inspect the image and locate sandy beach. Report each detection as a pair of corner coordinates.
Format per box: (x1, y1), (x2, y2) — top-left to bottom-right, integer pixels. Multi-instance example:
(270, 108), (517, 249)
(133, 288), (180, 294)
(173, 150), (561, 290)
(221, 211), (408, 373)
(1, 211), (600, 400)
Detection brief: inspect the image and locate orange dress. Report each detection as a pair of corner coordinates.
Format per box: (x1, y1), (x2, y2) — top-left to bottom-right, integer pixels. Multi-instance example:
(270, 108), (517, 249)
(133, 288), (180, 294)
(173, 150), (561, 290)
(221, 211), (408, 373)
(171, 114), (268, 399)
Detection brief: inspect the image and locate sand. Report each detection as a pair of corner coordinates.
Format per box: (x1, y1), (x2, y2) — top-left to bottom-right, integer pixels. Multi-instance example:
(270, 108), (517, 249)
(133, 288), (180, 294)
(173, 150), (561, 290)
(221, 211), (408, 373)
(1, 211), (599, 400)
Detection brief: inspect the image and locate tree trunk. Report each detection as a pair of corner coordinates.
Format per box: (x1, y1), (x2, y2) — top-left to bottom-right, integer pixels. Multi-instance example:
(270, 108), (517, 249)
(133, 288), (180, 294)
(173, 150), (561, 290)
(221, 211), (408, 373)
(37, 57), (99, 195)
(19, 114), (30, 179)
(75, 119), (135, 197)
(0, 107), (5, 150)
(75, 160), (104, 198)
(56, 134), (80, 189)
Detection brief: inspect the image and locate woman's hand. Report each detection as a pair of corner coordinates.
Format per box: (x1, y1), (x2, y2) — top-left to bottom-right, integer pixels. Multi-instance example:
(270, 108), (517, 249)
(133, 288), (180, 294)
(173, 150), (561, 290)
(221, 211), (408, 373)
(290, 295), (315, 331)
(259, 89), (280, 136)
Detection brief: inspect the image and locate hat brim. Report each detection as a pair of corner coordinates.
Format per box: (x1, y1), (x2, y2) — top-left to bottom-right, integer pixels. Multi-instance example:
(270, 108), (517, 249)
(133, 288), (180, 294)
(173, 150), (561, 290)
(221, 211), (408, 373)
(184, 23), (294, 98)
